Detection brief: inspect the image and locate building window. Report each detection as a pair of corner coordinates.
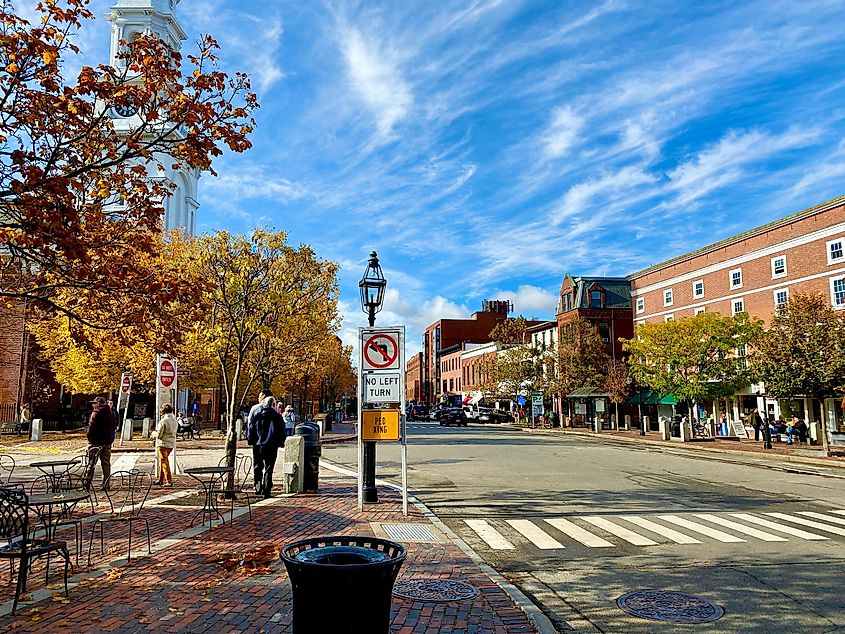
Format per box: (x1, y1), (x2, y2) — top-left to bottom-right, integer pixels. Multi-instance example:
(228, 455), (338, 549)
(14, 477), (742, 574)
(732, 298), (745, 315)
(774, 288), (789, 310)
(693, 280), (704, 298)
(771, 255), (787, 278)
(828, 238), (844, 265)
(590, 289), (604, 308)
(664, 314), (674, 322)
(694, 307), (706, 315)
(736, 345), (748, 370)
(730, 268), (743, 289)
(663, 289), (673, 306)
(598, 321), (610, 343)
(832, 277), (845, 308)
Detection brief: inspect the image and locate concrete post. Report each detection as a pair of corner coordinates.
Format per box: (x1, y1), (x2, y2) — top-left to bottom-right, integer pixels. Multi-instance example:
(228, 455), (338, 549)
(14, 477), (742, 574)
(680, 419), (692, 442)
(658, 416), (671, 441)
(610, 414), (617, 430)
(624, 414), (631, 430)
(235, 417), (243, 441)
(142, 417), (152, 439)
(30, 419), (43, 441)
(284, 435), (305, 493)
(594, 416), (601, 433)
(707, 419), (717, 437)
(121, 419), (132, 442)
(643, 415), (650, 435)
(809, 421), (819, 445)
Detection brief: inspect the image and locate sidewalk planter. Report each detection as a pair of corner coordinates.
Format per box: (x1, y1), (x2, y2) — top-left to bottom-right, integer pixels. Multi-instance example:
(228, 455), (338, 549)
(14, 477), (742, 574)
(281, 536), (407, 634)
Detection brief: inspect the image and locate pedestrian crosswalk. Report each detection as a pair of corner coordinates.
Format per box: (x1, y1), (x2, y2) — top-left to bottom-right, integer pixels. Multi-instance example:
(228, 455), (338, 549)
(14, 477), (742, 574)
(459, 509), (845, 552)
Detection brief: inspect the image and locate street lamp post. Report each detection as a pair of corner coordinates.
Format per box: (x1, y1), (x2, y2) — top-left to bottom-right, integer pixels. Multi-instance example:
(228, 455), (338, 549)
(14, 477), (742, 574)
(359, 251), (386, 504)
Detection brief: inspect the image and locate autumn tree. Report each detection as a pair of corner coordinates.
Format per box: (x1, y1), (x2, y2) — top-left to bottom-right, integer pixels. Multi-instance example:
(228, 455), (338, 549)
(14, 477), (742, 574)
(488, 315), (531, 345)
(753, 292), (845, 455)
(553, 317), (610, 416)
(0, 1), (257, 329)
(603, 359), (629, 427)
(623, 312), (762, 420)
(197, 229), (339, 486)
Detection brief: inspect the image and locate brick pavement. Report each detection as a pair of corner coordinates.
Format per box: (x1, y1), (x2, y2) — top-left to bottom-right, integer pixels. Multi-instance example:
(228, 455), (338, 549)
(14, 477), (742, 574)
(0, 472), (539, 633)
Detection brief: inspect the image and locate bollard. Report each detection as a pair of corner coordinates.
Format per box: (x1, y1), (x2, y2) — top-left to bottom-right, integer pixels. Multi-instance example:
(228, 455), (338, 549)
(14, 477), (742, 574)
(30, 418), (43, 441)
(235, 417), (243, 441)
(284, 435), (305, 493)
(121, 419), (133, 442)
(658, 416), (671, 441)
(142, 417), (152, 439)
(679, 419), (691, 442)
(624, 414), (631, 430)
(610, 414), (617, 430)
(641, 415), (648, 436)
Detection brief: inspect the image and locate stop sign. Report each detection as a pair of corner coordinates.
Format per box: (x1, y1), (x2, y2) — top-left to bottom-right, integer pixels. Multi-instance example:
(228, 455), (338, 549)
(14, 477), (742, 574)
(121, 375), (131, 392)
(160, 359), (176, 387)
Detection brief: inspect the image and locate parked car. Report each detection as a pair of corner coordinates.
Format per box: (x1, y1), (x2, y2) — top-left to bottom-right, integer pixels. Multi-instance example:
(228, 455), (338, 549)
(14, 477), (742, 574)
(439, 408), (468, 427)
(429, 408), (445, 421)
(476, 408), (513, 424)
(406, 405), (429, 421)
(462, 405), (477, 419)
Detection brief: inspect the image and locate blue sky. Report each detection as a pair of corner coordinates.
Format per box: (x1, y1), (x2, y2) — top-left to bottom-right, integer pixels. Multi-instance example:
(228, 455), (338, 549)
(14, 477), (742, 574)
(41, 0), (845, 356)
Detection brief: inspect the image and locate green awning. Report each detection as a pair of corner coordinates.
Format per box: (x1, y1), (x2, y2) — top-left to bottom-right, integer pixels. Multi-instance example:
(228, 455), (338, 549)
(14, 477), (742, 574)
(626, 390), (678, 405)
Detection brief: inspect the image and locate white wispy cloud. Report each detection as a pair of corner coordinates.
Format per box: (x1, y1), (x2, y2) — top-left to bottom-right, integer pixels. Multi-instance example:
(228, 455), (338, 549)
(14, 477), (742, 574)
(542, 105), (584, 159)
(490, 285), (558, 316)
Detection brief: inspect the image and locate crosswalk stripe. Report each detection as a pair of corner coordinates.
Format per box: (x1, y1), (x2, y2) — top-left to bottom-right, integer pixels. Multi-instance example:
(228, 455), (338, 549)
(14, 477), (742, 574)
(112, 453), (141, 472)
(797, 511), (845, 527)
(582, 516), (657, 546)
(765, 513), (845, 537)
(619, 516), (701, 544)
(506, 520), (565, 549)
(657, 515), (745, 542)
(464, 519), (514, 550)
(831, 510), (845, 517)
(693, 514), (787, 542)
(729, 514), (830, 540)
(545, 518), (614, 548)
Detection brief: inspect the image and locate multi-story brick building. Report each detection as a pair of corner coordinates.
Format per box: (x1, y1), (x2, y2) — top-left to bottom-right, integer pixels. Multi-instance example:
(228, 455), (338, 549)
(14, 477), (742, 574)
(628, 194), (845, 430)
(439, 345), (465, 405)
(405, 352), (423, 403)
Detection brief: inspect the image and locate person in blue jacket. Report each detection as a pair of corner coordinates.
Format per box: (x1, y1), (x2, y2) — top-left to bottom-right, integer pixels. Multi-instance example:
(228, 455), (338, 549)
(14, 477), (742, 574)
(246, 389), (286, 498)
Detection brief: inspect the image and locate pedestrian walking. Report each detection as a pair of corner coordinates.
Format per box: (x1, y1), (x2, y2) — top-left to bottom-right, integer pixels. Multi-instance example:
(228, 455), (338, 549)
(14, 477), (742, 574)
(247, 390), (286, 498)
(749, 408), (763, 441)
(155, 404), (178, 486)
(87, 396), (117, 488)
(282, 404), (298, 436)
(16, 403), (31, 435)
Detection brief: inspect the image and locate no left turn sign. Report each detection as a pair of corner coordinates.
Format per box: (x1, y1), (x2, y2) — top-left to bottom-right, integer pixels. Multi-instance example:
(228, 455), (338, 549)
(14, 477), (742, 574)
(362, 331), (401, 371)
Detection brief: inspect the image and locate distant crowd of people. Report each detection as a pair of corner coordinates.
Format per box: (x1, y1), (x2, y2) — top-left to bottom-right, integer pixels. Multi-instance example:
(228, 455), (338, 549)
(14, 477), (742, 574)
(746, 408), (808, 444)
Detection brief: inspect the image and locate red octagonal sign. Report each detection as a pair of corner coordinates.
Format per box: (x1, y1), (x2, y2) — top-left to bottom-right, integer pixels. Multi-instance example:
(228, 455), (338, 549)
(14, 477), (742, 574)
(160, 359), (176, 388)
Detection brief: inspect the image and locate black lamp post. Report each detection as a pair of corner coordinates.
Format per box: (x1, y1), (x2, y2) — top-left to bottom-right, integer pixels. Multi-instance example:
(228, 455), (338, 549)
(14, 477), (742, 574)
(359, 251), (386, 504)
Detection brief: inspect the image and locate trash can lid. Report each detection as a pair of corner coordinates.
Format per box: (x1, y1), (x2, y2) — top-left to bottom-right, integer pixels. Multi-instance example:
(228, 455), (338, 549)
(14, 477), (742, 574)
(293, 545), (390, 566)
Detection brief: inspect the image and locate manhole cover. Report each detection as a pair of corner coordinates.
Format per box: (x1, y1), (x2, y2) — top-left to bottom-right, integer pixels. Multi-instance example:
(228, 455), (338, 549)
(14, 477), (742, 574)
(393, 578), (479, 602)
(617, 590), (724, 623)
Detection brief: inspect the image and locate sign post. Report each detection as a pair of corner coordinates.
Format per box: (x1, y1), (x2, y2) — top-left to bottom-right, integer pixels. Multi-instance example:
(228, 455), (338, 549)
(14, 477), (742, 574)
(155, 354), (179, 475)
(531, 392), (543, 427)
(116, 373), (133, 446)
(357, 326), (407, 515)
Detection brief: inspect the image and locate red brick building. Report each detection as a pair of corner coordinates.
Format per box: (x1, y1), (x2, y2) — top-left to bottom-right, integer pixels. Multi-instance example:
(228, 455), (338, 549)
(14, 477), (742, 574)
(628, 194), (845, 430)
(405, 352), (423, 403)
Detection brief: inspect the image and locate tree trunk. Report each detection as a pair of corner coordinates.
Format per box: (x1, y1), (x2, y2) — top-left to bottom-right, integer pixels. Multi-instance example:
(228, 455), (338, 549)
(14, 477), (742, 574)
(224, 362), (243, 492)
(819, 397), (830, 457)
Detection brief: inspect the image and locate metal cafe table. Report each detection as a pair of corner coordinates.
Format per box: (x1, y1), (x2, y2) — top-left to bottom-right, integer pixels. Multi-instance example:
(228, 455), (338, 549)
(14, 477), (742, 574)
(184, 466), (234, 527)
(30, 459), (80, 493)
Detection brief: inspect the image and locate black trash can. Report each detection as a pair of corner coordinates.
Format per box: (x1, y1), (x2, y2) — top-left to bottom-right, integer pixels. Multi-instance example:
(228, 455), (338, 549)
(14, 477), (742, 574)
(295, 422), (321, 491)
(280, 535), (407, 634)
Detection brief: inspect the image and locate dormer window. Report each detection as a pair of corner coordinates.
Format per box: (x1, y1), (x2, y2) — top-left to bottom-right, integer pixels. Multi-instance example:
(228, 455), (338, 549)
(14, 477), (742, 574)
(588, 284), (606, 308)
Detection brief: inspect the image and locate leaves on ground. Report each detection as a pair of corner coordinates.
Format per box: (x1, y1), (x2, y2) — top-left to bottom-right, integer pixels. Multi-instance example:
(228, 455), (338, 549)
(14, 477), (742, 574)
(212, 545), (280, 575)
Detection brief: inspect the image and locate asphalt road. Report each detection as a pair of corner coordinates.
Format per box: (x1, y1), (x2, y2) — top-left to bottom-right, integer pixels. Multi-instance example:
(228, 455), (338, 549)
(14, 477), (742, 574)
(321, 420), (845, 633)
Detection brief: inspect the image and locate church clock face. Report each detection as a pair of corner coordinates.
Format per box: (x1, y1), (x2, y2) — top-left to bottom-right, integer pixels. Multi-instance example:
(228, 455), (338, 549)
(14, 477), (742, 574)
(112, 103), (138, 118)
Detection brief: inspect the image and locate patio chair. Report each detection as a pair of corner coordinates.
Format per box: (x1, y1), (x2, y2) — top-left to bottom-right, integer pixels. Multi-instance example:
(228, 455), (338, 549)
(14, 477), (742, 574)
(87, 469), (152, 565)
(28, 475), (85, 564)
(68, 446), (101, 506)
(218, 453), (259, 521)
(0, 487), (71, 614)
(0, 454), (15, 484)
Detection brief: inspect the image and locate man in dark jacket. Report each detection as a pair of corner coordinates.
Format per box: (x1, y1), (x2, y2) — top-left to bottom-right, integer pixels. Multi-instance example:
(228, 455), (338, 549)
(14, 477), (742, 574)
(246, 390), (286, 498)
(87, 396), (117, 487)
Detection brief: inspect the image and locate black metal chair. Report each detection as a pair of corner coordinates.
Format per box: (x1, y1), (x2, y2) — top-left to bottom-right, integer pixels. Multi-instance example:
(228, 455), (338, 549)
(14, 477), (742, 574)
(28, 475), (85, 564)
(0, 454), (15, 485)
(218, 453), (259, 521)
(68, 446), (101, 506)
(0, 487), (71, 614)
(87, 469), (152, 565)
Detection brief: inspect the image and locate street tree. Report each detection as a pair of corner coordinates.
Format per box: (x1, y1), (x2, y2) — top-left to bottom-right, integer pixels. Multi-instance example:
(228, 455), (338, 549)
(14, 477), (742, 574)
(197, 229), (339, 485)
(0, 1), (257, 329)
(622, 311), (763, 420)
(554, 317), (609, 417)
(753, 292), (845, 455)
(603, 359), (629, 427)
(488, 315), (531, 344)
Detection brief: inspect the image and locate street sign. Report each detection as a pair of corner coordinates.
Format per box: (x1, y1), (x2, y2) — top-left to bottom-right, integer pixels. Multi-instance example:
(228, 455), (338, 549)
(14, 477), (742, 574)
(116, 373), (132, 411)
(361, 409), (400, 441)
(177, 367), (191, 377)
(363, 372), (401, 403)
(159, 359), (176, 387)
(531, 392), (543, 417)
(361, 329), (402, 371)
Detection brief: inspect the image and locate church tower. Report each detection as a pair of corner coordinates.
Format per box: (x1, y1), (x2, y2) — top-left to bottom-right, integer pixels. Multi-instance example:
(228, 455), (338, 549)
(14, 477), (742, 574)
(106, 0), (199, 236)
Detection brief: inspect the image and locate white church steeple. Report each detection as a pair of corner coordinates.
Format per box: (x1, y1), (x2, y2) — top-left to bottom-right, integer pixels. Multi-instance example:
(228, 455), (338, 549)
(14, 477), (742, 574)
(106, 0), (199, 236)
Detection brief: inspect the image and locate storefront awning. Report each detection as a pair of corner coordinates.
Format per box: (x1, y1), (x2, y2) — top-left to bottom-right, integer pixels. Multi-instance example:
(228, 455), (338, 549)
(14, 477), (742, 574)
(626, 390), (678, 405)
(566, 387), (611, 398)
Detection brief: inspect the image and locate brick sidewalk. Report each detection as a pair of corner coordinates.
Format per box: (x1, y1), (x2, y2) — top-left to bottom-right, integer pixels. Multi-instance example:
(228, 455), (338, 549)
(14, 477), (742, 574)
(0, 472), (538, 633)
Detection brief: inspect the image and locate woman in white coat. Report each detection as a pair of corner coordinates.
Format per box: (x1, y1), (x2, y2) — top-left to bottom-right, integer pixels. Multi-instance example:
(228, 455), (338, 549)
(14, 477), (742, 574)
(155, 404), (178, 486)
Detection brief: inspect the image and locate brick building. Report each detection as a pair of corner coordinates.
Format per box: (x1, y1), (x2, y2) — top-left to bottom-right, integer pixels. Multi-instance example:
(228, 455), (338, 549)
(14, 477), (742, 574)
(405, 352), (423, 403)
(439, 345), (465, 405)
(628, 194), (845, 430)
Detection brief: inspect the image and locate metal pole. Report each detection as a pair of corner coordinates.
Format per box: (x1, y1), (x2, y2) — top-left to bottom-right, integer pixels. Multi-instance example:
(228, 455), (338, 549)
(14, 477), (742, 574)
(362, 306), (378, 504)
(762, 394), (772, 449)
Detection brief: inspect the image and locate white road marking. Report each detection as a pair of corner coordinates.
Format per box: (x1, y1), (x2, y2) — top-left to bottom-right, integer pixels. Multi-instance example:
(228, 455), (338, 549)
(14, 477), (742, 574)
(544, 518), (614, 548)
(111, 453), (141, 472)
(730, 514), (829, 540)
(582, 516), (657, 546)
(506, 520), (565, 550)
(619, 515), (701, 544)
(831, 510), (845, 517)
(693, 514), (788, 542)
(797, 511), (845, 527)
(464, 519), (514, 550)
(765, 513), (845, 537)
(657, 515), (745, 543)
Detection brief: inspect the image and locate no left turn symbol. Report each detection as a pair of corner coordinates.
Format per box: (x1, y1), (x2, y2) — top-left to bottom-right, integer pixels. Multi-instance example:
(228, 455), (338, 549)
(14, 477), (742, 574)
(363, 333), (399, 370)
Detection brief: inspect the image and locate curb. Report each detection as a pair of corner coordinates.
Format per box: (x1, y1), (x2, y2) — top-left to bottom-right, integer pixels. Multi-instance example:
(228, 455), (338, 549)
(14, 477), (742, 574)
(521, 426), (845, 471)
(320, 459), (557, 634)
